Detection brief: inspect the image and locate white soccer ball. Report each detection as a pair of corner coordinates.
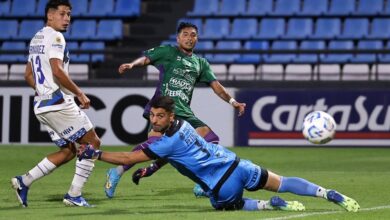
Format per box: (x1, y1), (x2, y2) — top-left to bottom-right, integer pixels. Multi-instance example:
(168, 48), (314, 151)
(302, 111), (336, 144)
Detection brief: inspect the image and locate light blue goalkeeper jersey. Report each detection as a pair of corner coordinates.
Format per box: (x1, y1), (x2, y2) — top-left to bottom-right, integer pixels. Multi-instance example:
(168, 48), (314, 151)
(143, 119), (236, 191)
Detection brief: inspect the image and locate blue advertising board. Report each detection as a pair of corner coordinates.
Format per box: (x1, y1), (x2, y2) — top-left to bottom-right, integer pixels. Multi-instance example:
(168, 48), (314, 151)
(236, 89), (390, 146)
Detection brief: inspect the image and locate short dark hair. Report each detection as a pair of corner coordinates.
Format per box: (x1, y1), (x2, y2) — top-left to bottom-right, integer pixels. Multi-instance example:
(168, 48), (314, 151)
(150, 96), (175, 113)
(177, 22), (198, 34)
(45, 0), (72, 23)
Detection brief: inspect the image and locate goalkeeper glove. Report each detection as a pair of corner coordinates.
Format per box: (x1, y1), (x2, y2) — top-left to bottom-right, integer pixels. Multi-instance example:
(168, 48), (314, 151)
(132, 163), (160, 185)
(77, 144), (102, 161)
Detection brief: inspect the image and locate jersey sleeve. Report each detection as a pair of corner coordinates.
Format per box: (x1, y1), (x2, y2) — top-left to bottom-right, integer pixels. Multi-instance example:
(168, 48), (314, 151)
(48, 32), (65, 60)
(198, 57), (217, 83)
(143, 45), (174, 65)
(144, 136), (175, 158)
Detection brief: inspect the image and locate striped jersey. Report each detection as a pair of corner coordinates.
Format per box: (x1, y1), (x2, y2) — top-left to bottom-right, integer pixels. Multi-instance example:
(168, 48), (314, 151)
(28, 26), (73, 114)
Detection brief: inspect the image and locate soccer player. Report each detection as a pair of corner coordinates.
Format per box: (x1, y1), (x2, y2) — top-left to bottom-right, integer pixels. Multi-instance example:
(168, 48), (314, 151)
(78, 96), (360, 212)
(11, 0), (101, 207)
(104, 22), (246, 198)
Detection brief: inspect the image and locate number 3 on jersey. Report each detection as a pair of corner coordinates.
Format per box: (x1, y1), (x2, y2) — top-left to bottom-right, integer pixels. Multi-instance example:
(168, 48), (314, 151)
(31, 56), (45, 84)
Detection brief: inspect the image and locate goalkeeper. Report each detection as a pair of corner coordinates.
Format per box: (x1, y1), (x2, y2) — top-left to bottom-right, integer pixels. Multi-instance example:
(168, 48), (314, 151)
(79, 96), (360, 212)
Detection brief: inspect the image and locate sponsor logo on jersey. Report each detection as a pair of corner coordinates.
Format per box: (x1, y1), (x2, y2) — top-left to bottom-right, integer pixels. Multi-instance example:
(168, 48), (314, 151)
(164, 88), (189, 103)
(172, 68), (196, 83)
(52, 43), (63, 49)
(169, 77), (192, 92)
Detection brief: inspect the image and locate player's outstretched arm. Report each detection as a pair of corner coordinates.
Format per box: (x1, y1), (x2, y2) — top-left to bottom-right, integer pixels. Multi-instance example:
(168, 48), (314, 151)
(209, 81), (246, 116)
(118, 56), (151, 74)
(77, 144), (151, 165)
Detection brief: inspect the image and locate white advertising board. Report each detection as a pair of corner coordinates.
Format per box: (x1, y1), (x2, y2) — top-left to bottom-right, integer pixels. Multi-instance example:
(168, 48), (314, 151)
(0, 87), (235, 146)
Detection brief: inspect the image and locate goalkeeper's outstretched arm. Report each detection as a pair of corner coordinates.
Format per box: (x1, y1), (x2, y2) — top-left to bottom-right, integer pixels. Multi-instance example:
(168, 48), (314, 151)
(78, 144), (151, 165)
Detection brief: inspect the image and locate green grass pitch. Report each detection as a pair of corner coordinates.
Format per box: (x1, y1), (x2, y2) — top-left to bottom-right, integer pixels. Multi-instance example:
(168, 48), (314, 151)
(1, 146), (390, 220)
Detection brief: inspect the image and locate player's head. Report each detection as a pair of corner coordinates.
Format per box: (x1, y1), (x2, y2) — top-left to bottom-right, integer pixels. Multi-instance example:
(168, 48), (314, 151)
(176, 22), (198, 53)
(149, 96), (175, 132)
(45, 0), (72, 32)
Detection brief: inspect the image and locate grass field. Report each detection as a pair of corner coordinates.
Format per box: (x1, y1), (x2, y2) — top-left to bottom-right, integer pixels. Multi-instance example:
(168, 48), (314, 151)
(1, 146), (390, 220)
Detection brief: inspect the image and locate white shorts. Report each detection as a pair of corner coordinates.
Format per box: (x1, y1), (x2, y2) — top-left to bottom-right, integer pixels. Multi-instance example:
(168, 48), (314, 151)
(35, 102), (93, 147)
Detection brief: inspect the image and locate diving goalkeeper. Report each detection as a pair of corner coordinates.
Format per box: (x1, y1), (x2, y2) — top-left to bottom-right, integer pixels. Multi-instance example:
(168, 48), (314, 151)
(79, 96), (360, 212)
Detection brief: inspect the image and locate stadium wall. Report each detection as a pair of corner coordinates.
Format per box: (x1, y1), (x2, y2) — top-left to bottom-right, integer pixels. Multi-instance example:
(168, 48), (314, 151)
(236, 88), (390, 147)
(1, 85), (389, 147)
(0, 87), (234, 146)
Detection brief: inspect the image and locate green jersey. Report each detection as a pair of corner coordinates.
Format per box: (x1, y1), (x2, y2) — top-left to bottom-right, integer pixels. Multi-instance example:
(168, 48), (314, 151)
(143, 45), (217, 118)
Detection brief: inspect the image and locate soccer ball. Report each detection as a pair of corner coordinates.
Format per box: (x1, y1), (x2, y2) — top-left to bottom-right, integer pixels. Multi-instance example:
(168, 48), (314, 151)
(302, 111), (336, 144)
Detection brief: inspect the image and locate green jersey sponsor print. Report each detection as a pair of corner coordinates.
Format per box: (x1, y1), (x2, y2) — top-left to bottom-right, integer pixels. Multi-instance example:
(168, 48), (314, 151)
(145, 45), (216, 117)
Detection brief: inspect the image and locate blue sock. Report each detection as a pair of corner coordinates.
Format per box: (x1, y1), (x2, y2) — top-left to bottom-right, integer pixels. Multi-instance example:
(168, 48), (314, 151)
(242, 198), (259, 211)
(278, 177), (319, 197)
(242, 198), (273, 211)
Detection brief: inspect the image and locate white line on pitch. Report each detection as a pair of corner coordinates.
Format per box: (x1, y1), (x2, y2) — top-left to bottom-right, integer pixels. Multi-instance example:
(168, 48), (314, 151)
(261, 205), (390, 220)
